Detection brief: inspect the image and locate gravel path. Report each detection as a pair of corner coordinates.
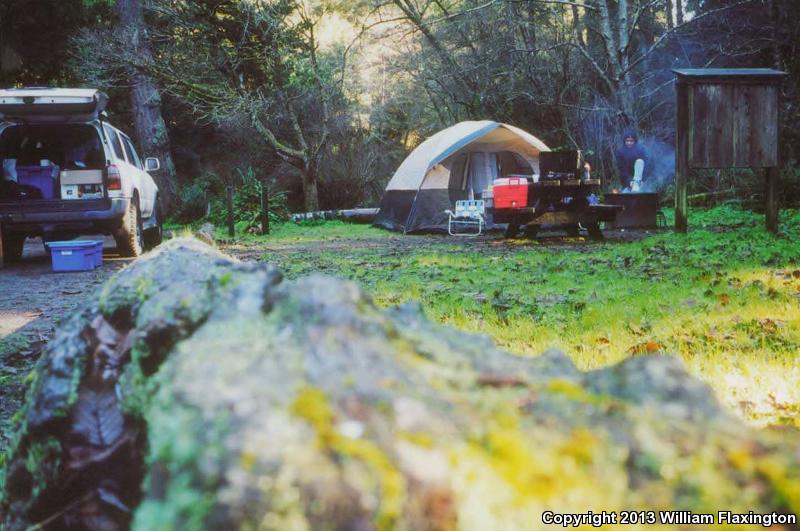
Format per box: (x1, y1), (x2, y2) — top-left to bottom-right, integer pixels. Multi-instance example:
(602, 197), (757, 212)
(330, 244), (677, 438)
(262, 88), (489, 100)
(0, 236), (131, 450)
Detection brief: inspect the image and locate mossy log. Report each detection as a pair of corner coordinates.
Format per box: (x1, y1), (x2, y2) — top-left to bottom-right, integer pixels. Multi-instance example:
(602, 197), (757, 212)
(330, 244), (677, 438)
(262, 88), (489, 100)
(1, 239), (799, 530)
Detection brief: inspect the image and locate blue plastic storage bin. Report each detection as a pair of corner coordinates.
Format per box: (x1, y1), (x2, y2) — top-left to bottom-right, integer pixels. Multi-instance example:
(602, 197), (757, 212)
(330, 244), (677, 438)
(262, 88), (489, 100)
(48, 240), (103, 272)
(90, 240), (104, 267)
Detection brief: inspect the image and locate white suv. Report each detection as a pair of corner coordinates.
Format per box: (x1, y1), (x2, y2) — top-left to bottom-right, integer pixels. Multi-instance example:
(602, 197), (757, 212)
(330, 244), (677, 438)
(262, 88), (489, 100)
(0, 87), (162, 259)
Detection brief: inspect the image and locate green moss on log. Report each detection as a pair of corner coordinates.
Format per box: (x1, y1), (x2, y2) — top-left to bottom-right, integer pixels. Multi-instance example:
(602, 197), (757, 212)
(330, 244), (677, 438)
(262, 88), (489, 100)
(2, 238), (799, 531)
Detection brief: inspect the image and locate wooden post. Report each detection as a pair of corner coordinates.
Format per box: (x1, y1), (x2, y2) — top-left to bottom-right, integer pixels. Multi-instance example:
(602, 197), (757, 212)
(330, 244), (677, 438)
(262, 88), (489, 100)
(675, 81), (689, 233)
(226, 186), (235, 237)
(260, 180), (270, 235)
(765, 167), (778, 233)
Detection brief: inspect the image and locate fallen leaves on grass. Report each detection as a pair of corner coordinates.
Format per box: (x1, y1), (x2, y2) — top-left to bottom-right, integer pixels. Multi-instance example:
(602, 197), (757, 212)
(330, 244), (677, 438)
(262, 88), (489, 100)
(756, 318), (784, 334)
(625, 322), (652, 336)
(767, 393), (800, 413)
(627, 341), (662, 355)
(701, 327), (735, 343)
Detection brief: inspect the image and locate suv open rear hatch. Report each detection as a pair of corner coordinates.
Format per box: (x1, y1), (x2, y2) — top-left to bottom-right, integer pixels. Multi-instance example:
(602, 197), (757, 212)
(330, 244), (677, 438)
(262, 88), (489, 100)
(0, 88), (108, 124)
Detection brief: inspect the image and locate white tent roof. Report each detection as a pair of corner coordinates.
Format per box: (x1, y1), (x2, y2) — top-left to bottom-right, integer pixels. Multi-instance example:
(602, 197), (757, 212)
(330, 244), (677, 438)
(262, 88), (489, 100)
(386, 121), (550, 191)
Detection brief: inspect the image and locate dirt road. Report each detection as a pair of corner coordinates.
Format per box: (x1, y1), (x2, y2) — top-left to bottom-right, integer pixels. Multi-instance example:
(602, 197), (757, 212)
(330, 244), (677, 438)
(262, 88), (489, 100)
(0, 237), (131, 450)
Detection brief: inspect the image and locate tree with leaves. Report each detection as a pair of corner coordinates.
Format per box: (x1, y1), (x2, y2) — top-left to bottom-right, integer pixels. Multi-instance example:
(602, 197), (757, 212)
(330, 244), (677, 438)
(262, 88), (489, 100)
(0, 0), (111, 86)
(75, 0), (343, 212)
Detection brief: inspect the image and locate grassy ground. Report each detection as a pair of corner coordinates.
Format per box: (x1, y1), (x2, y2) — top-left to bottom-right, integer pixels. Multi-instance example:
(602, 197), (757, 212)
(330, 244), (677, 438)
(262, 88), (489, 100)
(220, 206), (800, 428)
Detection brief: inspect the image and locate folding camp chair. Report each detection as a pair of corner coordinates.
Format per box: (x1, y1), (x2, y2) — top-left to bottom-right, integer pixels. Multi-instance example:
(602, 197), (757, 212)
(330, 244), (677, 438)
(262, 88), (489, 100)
(446, 200), (485, 236)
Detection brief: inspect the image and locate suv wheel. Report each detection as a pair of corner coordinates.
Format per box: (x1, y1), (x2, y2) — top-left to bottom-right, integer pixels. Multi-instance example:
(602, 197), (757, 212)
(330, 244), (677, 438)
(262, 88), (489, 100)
(144, 196), (163, 250)
(115, 196), (144, 257)
(1, 233), (25, 262)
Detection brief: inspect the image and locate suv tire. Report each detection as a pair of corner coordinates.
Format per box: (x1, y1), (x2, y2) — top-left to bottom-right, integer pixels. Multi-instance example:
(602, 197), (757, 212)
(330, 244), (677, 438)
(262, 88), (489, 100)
(115, 196), (144, 257)
(1, 233), (24, 262)
(144, 195), (163, 250)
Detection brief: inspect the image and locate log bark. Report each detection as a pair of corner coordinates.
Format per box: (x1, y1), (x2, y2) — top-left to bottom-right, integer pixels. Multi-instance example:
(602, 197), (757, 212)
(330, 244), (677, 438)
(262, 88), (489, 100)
(1, 239), (799, 530)
(687, 188), (736, 206)
(290, 208), (379, 223)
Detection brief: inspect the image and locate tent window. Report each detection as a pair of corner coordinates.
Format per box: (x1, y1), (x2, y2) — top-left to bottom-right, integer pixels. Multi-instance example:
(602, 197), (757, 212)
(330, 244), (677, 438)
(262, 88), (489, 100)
(496, 151), (534, 176)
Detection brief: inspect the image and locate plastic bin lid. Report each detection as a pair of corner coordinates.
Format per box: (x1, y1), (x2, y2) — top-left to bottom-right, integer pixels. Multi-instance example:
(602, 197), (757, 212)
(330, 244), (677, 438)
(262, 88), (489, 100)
(47, 240), (103, 249)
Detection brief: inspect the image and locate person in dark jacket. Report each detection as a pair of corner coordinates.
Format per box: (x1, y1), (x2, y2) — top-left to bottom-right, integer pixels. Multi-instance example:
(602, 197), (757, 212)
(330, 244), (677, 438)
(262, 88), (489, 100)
(615, 129), (648, 191)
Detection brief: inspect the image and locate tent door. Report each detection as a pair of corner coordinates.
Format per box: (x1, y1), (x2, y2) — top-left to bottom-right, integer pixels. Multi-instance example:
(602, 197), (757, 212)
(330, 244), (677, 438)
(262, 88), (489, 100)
(467, 152), (497, 198)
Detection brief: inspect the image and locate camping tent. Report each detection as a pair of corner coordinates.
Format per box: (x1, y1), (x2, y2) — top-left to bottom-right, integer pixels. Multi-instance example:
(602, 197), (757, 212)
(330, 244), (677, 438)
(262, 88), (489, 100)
(373, 121), (550, 233)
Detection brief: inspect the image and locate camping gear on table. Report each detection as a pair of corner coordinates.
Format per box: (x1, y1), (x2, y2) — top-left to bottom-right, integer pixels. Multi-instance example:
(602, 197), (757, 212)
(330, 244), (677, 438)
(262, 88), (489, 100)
(47, 240), (104, 272)
(373, 121), (549, 233)
(488, 149), (621, 238)
(539, 151), (584, 181)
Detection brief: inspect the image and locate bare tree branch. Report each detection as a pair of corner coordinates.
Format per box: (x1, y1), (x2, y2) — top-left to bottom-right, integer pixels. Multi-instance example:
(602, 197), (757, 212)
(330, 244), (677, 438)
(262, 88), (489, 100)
(623, 0), (759, 75)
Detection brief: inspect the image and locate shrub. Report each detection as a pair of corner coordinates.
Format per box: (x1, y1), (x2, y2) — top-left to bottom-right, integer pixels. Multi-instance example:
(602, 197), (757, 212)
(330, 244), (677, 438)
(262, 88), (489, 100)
(172, 166), (289, 231)
(172, 172), (222, 224)
(207, 166), (289, 232)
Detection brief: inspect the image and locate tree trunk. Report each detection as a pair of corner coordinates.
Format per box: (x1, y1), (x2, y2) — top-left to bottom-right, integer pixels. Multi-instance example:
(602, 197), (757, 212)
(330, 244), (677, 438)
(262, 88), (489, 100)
(665, 0), (674, 30)
(676, 0), (684, 25)
(301, 166), (320, 212)
(2, 239), (799, 530)
(617, 75), (637, 127)
(116, 0), (178, 213)
(769, 0), (783, 70)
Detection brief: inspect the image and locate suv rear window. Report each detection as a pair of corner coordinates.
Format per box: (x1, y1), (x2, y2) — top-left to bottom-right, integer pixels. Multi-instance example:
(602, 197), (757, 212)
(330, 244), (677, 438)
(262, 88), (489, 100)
(120, 134), (142, 169)
(103, 125), (125, 162)
(1, 124), (105, 171)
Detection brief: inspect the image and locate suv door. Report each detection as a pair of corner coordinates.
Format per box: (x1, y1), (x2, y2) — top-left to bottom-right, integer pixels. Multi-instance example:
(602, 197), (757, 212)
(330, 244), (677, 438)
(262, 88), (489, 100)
(119, 133), (157, 217)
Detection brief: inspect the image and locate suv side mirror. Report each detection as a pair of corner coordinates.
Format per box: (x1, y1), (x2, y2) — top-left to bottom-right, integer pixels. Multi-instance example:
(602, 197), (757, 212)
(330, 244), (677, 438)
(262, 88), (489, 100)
(144, 157), (160, 172)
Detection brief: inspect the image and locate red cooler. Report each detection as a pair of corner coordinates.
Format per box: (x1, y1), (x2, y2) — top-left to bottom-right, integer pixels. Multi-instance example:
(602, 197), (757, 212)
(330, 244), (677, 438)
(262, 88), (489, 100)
(492, 177), (529, 209)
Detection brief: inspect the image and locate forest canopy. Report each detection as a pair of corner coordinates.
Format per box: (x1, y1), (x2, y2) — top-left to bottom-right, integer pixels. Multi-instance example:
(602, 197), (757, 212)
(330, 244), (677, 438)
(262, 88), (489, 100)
(0, 0), (798, 214)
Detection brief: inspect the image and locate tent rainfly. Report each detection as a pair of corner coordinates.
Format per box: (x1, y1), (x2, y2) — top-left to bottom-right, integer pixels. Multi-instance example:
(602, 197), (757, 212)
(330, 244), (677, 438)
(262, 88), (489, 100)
(373, 120), (550, 233)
